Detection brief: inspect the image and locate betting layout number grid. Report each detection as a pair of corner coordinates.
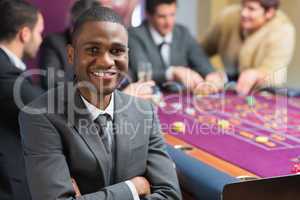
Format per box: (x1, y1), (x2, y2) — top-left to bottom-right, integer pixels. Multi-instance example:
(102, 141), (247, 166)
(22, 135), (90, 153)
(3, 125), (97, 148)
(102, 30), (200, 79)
(158, 91), (300, 177)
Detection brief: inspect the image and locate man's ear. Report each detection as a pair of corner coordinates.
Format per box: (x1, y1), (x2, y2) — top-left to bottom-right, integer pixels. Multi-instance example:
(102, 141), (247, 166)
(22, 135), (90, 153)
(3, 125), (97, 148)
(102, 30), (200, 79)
(19, 26), (32, 43)
(265, 8), (276, 20)
(67, 44), (74, 65)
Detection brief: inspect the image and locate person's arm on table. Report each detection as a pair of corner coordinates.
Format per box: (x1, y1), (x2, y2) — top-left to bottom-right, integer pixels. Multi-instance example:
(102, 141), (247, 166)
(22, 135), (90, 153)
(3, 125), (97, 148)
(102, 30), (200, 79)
(236, 23), (295, 95)
(141, 104), (182, 200)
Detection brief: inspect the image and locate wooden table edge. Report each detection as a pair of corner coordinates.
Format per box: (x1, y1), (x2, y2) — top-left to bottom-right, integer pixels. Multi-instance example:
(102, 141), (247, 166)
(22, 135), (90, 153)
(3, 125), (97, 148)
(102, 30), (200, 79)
(164, 134), (259, 178)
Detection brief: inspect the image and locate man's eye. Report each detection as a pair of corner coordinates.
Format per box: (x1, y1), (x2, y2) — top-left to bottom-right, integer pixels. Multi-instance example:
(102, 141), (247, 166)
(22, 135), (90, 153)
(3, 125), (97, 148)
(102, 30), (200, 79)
(110, 48), (126, 56)
(87, 47), (99, 55)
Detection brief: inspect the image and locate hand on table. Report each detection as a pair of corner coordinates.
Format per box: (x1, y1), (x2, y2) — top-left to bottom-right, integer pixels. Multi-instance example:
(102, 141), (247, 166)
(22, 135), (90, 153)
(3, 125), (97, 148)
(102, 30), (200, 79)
(171, 66), (204, 91)
(236, 69), (263, 95)
(123, 80), (155, 100)
(130, 176), (151, 197)
(193, 71), (226, 96)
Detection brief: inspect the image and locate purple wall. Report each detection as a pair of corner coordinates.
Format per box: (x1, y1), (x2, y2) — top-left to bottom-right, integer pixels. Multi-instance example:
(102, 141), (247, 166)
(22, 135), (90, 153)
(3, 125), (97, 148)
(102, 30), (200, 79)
(28, 0), (74, 35)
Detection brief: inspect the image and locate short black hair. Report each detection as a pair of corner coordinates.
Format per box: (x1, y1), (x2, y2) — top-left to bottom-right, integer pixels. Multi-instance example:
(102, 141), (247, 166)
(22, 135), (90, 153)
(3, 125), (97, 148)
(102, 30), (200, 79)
(70, 0), (102, 26)
(145, 0), (177, 15)
(0, 0), (39, 42)
(72, 6), (125, 44)
(243, 0), (280, 10)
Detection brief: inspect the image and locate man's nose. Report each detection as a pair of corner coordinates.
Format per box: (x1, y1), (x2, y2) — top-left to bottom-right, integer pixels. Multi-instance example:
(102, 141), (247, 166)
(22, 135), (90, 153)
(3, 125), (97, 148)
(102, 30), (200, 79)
(96, 52), (114, 68)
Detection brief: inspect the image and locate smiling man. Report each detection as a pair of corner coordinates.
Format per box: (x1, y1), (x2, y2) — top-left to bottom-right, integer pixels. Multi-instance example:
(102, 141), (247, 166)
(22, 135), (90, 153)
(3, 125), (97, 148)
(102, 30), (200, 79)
(18, 6), (181, 200)
(201, 0), (295, 95)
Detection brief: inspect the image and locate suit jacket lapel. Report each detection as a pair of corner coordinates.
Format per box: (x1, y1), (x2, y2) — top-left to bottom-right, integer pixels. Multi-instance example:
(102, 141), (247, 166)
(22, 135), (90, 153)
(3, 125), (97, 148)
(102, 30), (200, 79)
(113, 91), (131, 182)
(170, 27), (179, 66)
(67, 89), (110, 186)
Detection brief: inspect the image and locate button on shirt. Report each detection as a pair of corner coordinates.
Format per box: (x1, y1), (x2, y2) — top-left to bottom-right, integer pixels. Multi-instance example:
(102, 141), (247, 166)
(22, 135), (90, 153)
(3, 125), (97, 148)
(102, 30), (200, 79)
(0, 46), (26, 71)
(80, 93), (140, 200)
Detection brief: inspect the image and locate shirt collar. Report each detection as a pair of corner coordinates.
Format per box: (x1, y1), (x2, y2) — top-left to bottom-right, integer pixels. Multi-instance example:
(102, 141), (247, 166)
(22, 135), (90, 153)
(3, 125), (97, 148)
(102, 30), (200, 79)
(149, 24), (173, 45)
(81, 93), (114, 121)
(0, 45), (26, 71)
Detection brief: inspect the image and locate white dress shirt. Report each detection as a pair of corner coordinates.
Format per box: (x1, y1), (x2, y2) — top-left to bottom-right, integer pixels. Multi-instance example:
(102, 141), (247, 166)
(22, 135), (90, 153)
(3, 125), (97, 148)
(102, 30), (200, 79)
(0, 45), (26, 71)
(149, 25), (175, 80)
(81, 93), (140, 200)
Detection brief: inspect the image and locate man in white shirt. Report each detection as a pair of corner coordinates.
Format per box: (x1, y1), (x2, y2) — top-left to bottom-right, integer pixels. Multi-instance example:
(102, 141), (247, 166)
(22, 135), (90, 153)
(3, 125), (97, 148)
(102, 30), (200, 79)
(19, 6), (181, 200)
(128, 0), (225, 92)
(0, 1), (44, 200)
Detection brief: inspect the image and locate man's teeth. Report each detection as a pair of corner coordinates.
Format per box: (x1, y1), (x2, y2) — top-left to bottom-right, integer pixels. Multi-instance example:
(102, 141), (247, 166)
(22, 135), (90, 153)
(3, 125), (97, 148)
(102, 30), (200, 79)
(93, 72), (105, 76)
(92, 71), (116, 77)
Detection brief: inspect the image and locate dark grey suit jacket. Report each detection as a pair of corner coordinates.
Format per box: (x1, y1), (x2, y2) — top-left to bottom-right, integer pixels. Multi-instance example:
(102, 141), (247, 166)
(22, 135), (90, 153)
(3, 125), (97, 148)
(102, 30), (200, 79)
(39, 31), (73, 90)
(0, 48), (44, 200)
(128, 21), (214, 85)
(19, 86), (181, 200)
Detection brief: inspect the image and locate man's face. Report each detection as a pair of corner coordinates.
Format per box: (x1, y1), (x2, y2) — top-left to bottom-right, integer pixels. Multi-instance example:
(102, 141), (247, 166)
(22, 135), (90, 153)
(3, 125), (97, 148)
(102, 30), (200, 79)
(68, 21), (128, 96)
(148, 3), (176, 36)
(24, 13), (44, 59)
(240, 1), (272, 32)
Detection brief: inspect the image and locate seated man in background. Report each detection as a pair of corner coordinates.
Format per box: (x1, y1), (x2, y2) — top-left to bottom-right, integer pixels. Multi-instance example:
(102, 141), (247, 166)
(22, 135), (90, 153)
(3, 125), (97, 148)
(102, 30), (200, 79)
(128, 0), (225, 92)
(0, 0), (44, 199)
(19, 6), (181, 200)
(201, 0), (295, 95)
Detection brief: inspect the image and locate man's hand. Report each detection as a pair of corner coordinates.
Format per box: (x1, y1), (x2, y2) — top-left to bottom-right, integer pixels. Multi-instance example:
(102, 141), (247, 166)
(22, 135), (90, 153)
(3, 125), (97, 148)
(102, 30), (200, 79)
(171, 66), (204, 91)
(130, 176), (151, 197)
(123, 81), (155, 100)
(203, 71), (226, 94)
(236, 69), (263, 95)
(71, 178), (81, 197)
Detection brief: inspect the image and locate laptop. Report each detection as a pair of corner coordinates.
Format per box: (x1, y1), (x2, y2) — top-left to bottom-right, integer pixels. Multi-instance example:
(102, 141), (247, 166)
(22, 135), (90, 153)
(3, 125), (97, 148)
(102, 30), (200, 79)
(222, 174), (300, 200)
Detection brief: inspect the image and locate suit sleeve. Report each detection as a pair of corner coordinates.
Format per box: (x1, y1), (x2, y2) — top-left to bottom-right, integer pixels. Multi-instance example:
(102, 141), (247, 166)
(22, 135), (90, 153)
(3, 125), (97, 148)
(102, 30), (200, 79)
(143, 104), (182, 200)
(185, 29), (214, 77)
(19, 111), (134, 200)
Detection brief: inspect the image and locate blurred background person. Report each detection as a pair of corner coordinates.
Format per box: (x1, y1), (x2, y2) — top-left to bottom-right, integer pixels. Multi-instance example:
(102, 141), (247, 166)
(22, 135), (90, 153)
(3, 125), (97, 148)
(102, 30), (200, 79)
(201, 0), (295, 95)
(128, 0), (225, 93)
(0, 1), (44, 199)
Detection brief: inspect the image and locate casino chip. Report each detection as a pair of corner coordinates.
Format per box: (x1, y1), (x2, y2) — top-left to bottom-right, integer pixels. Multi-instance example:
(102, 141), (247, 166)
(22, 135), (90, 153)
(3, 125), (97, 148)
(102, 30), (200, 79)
(255, 136), (269, 143)
(239, 131), (255, 139)
(218, 119), (230, 129)
(172, 122), (185, 133)
(271, 134), (286, 141)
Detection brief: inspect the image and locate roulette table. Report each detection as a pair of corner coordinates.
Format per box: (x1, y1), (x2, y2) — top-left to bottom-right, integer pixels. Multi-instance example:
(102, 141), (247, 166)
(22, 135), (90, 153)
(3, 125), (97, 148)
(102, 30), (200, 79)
(158, 90), (300, 178)
(158, 89), (300, 199)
